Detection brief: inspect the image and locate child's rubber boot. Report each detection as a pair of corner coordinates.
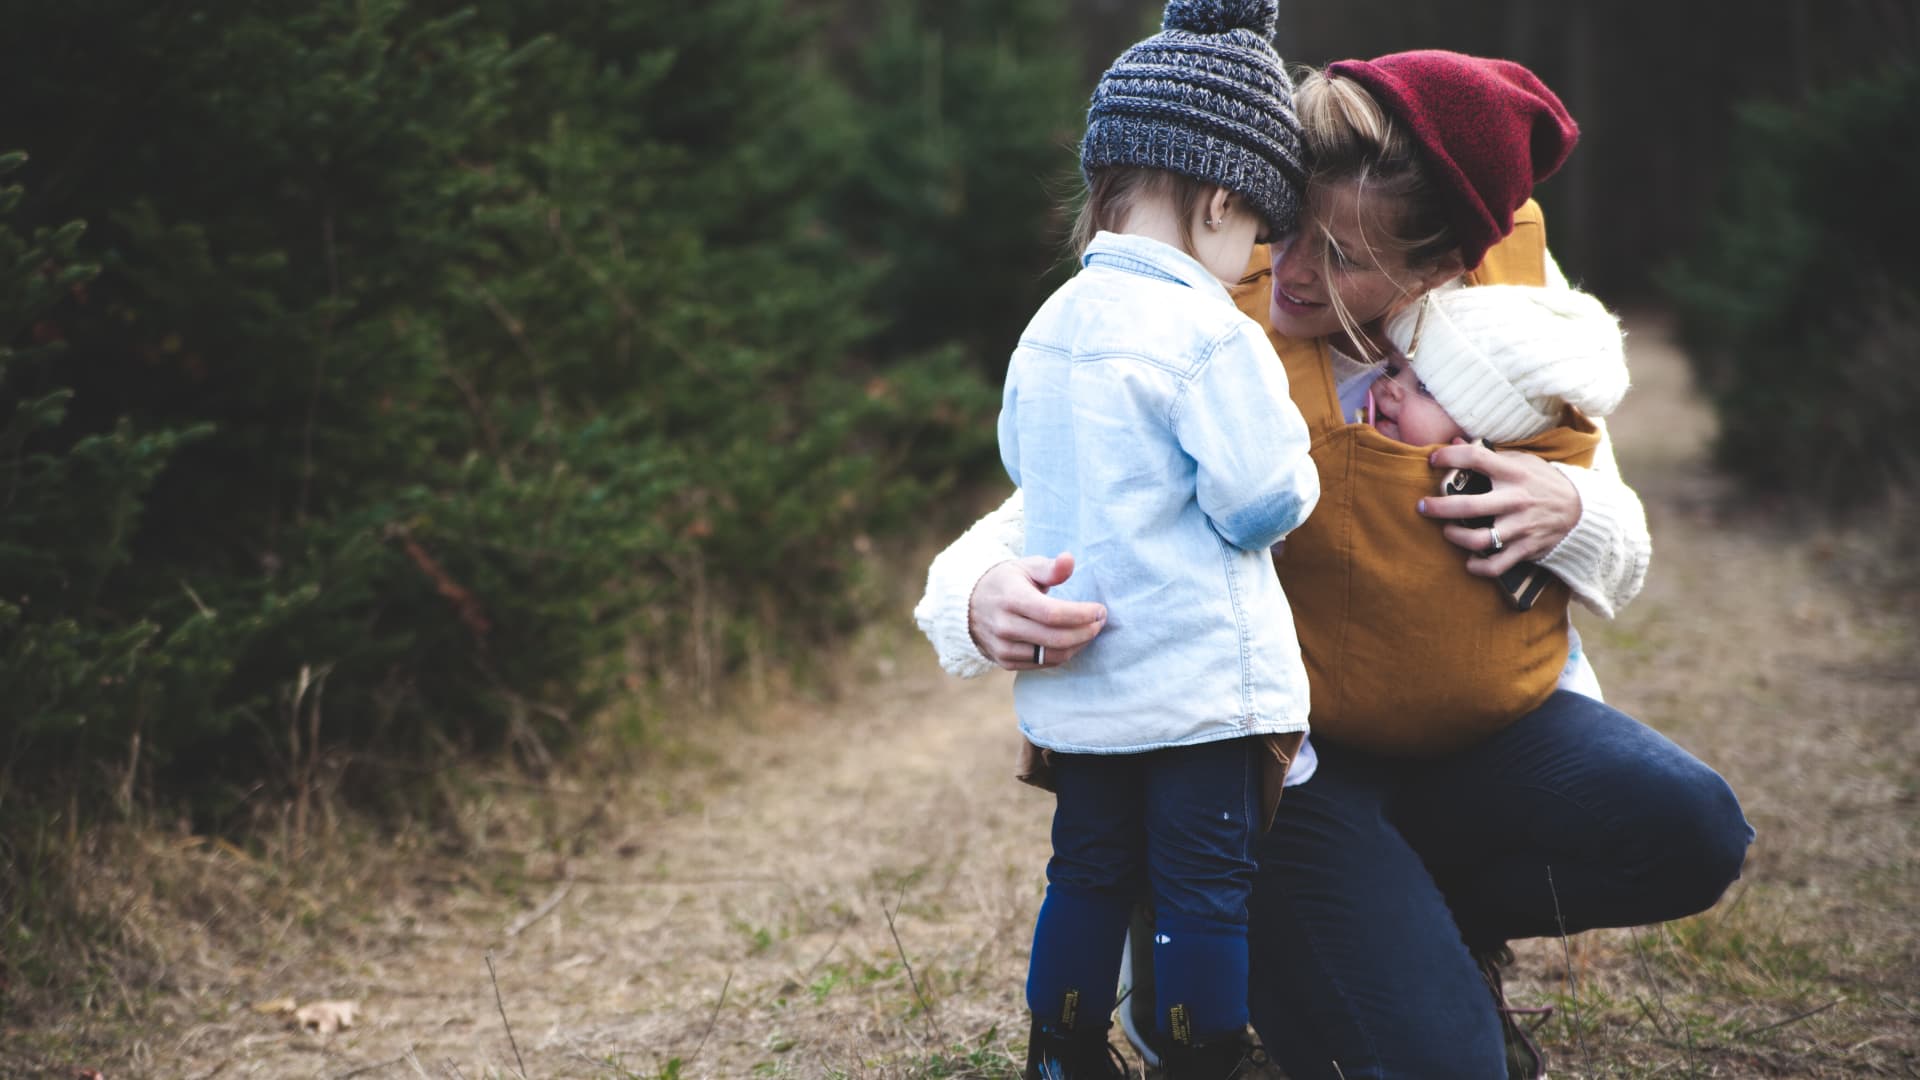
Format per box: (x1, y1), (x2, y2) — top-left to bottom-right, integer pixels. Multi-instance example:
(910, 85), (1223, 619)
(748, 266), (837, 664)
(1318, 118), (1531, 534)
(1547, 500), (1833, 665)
(1158, 1028), (1263, 1080)
(1022, 1012), (1133, 1080)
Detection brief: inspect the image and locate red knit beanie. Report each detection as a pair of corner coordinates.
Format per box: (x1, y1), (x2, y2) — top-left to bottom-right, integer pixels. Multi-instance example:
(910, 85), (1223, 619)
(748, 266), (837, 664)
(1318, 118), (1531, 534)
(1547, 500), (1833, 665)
(1325, 50), (1578, 270)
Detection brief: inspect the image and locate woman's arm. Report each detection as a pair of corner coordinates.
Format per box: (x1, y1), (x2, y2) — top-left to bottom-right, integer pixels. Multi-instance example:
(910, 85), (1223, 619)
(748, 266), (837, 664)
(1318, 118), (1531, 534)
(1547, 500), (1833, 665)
(911, 489), (1108, 675)
(1421, 416), (1650, 617)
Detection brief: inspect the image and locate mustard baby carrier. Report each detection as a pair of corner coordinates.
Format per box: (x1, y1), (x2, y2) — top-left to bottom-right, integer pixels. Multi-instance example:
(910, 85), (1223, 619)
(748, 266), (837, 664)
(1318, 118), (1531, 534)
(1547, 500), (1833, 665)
(1230, 202), (1599, 754)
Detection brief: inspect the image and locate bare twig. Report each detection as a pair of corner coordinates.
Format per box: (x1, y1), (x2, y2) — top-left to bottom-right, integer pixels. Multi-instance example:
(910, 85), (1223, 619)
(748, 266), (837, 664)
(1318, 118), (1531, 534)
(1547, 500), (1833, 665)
(1628, 927), (1675, 1037)
(1879, 991), (1920, 1020)
(1629, 924), (1706, 1079)
(884, 879), (947, 1047)
(1630, 994), (1664, 1034)
(180, 578), (215, 617)
(689, 968), (734, 1064)
(504, 873), (575, 937)
(485, 951), (530, 1079)
(1737, 997), (1846, 1040)
(1547, 865), (1594, 1075)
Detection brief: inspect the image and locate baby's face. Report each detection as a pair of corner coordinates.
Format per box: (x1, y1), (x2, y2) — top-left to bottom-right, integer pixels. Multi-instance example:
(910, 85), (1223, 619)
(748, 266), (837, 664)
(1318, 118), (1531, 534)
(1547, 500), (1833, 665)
(1370, 359), (1467, 447)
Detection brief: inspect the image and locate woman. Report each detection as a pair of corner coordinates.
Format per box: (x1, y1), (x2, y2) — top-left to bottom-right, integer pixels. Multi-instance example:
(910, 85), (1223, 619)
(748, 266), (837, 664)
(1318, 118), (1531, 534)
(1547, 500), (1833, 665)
(915, 50), (1752, 1079)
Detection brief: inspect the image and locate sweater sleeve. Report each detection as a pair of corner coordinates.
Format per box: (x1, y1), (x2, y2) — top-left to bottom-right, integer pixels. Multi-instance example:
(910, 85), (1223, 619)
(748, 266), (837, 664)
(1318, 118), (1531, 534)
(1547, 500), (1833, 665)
(912, 488), (1026, 677)
(1538, 416), (1651, 619)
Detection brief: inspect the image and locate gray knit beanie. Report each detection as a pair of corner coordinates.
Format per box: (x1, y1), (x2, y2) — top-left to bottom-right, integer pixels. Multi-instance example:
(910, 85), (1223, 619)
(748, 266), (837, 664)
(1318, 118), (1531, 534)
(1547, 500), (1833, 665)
(1081, 0), (1306, 235)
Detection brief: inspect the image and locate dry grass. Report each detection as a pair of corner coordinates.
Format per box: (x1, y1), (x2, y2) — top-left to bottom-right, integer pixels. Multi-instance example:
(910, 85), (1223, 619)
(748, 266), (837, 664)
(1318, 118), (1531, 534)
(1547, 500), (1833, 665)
(5, 314), (1917, 1079)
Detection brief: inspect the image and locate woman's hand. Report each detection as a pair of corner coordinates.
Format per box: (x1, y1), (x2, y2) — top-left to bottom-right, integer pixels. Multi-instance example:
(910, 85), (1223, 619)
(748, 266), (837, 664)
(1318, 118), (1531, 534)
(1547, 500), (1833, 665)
(968, 552), (1107, 670)
(1420, 441), (1581, 578)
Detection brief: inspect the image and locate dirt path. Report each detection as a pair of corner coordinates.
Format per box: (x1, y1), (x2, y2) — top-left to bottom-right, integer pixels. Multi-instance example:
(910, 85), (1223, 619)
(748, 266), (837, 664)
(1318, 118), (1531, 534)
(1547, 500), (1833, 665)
(90, 631), (1043, 1078)
(26, 316), (1918, 1078)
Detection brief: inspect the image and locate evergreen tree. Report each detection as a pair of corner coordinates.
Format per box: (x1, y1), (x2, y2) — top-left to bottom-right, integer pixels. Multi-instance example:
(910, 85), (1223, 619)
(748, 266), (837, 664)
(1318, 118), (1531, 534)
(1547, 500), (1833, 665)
(0, 0), (1073, 816)
(1661, 65), (1920, 508)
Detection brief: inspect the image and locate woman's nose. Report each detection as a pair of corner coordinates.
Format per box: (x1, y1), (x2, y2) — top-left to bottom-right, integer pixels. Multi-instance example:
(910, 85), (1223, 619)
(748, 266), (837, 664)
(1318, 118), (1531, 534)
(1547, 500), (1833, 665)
(1270, 232), (1319, 282)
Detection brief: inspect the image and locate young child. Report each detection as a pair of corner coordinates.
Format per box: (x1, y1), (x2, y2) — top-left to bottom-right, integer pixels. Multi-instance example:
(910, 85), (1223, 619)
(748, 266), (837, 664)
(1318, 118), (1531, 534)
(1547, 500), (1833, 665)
(1277, 282), (1630, 754)
(996, 2), (1318, 1076)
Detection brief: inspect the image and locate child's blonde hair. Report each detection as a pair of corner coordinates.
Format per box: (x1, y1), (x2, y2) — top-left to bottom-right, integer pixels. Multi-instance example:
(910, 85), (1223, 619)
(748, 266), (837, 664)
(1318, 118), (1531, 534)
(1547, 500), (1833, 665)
(1069, 167), (1217, 260)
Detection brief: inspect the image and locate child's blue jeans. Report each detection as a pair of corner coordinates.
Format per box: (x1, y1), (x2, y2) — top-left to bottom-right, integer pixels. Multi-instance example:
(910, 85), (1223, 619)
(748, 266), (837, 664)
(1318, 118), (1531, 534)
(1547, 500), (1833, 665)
(1027, 737), (1258, 1043)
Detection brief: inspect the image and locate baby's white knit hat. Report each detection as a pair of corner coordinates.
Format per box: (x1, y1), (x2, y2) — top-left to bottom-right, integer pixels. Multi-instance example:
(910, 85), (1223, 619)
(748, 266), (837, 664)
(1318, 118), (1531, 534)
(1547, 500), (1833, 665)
(1384, 283), (1630, 443)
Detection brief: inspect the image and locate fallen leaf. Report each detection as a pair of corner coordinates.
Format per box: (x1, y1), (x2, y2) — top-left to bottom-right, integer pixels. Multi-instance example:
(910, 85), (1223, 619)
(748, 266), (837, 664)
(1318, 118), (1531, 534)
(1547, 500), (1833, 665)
(292, 999), (360, 1034)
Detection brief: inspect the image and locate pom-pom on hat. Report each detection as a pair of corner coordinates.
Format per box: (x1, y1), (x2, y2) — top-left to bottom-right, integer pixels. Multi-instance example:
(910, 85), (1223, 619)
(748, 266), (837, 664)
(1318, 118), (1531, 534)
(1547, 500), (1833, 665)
(1325, 50), (1578, 270)
(1385, 284), (1629, 444)
(1081, 0), (1306, 236)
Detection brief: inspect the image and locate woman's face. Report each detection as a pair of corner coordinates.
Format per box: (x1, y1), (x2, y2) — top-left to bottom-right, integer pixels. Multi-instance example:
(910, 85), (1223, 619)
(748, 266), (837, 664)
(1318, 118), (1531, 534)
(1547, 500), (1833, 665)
(1266, 180), (1443, 342)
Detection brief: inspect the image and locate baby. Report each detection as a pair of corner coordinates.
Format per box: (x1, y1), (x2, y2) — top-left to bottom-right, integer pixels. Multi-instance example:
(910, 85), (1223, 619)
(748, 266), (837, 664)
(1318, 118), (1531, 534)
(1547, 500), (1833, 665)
(1370, 283), (1628, 453)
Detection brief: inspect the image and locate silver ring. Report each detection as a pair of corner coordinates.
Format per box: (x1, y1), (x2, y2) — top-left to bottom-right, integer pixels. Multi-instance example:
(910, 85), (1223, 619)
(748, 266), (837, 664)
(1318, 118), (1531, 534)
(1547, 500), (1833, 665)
(1486, 524), (1505, 554)
(1033, 643), (1045, 666)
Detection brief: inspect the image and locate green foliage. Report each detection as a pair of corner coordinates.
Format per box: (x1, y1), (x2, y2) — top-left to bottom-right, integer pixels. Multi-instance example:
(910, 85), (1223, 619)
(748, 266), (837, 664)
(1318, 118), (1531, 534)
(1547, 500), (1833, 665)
(1660, 64), (1920, 508)
(832, 0), (1084, 377)
(0, 0), (1071, 820)
(0, 152), (240, 765)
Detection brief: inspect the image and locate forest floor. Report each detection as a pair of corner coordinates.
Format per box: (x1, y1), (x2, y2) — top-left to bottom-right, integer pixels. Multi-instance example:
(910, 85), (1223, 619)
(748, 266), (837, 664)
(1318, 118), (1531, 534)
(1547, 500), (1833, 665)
(7, 314), (1918, 1079)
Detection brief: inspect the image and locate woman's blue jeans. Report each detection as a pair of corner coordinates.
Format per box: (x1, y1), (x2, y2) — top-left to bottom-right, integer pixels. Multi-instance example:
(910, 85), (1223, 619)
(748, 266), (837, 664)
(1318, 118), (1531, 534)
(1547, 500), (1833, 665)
(1240, 691), (1753, 1079)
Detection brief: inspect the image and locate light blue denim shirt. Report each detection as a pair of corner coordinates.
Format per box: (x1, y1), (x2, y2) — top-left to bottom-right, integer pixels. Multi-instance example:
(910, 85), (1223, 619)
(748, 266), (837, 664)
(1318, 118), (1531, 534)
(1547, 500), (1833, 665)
(999, 231), (1320, 754)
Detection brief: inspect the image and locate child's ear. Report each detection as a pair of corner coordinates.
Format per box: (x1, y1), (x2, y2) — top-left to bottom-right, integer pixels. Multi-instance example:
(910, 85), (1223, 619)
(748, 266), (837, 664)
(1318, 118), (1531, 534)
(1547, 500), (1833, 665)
(1205, 186), (1233, 227)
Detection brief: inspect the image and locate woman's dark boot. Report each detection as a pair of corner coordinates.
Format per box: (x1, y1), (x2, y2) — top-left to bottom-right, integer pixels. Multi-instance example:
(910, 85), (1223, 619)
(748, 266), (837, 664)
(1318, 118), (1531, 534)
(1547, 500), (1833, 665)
(1022, 1013), (1133, 1079)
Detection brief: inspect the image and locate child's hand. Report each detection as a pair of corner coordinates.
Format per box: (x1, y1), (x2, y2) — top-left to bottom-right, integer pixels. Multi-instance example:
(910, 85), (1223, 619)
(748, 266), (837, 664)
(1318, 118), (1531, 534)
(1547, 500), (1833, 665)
(968, 552), (1107, 670)
(1419, 441), (1580, 577)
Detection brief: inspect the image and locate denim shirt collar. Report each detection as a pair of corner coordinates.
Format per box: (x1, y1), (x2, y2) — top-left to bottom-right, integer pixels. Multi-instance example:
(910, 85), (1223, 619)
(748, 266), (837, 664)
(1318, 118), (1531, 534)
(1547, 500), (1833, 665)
(1082, 231), (1234, 307)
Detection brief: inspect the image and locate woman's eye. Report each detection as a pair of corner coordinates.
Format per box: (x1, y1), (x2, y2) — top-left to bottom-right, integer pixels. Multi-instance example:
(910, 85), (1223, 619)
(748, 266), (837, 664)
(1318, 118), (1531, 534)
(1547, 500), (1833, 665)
(1382, 362), (1401, 378)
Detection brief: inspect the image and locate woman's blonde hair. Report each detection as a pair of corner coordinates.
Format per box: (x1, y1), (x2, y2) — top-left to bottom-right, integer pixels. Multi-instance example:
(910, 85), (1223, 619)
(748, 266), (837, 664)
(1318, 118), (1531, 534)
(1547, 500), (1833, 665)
(1069, 167), (1215, 260)
(1293, 67), (1462, 355)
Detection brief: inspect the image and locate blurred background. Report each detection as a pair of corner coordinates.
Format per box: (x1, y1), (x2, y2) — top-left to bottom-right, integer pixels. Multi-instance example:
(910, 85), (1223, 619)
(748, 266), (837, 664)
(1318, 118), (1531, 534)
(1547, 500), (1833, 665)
(1, 0), (1914, 863)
